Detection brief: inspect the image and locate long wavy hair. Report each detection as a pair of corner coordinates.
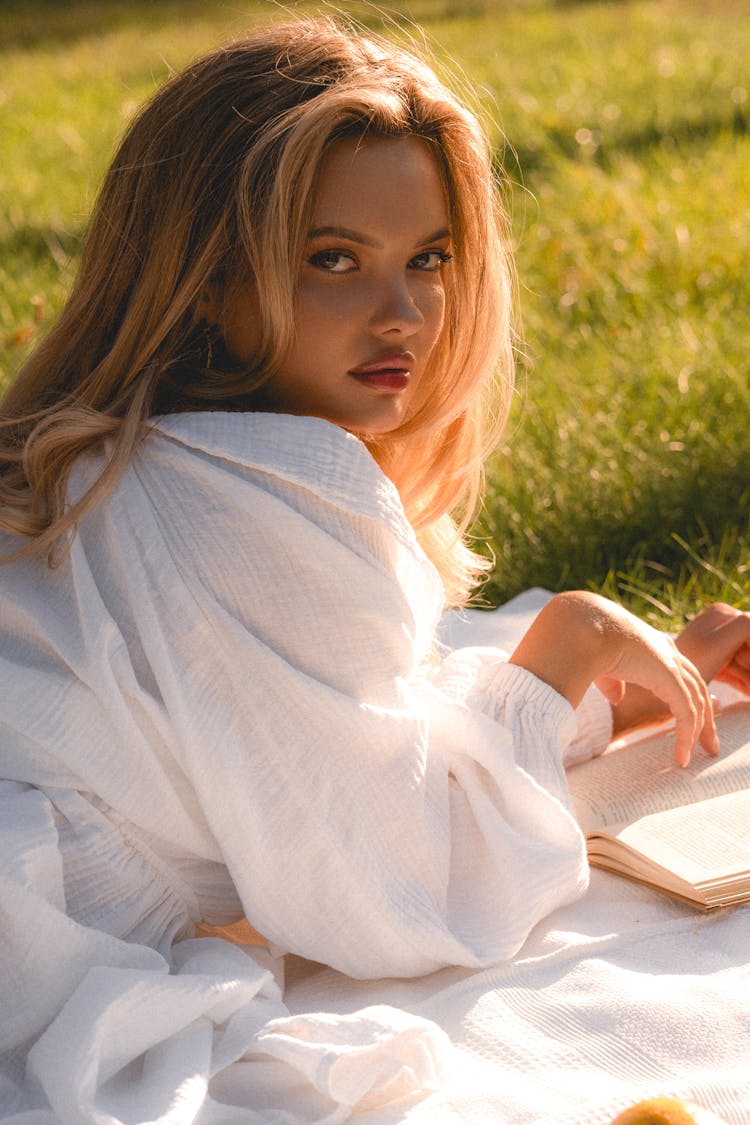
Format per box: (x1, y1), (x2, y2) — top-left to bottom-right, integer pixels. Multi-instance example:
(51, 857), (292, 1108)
(0, 15), (516, 605)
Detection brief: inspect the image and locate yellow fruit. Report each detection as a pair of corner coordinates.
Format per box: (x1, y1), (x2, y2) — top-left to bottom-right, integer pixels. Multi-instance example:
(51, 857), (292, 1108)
(610, 1097), (728, 1125)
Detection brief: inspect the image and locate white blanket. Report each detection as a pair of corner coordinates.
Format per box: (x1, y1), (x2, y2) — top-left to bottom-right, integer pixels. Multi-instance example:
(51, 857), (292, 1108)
(284, 869), (750, 1124)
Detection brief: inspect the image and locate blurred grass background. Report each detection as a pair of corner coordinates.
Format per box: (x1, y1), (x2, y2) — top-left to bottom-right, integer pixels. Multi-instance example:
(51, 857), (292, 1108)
(1, 0), (748, 623)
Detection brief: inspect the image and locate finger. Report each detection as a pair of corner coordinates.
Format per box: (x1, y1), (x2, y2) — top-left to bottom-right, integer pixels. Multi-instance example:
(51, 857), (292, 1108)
(682, 653), (718, 759)
(632, 637), (697, 767)
(656, 669), (701, 768)
(673, 656), (716, 766)
(696, 689), (720, 757)
(671, 698), (699, 768)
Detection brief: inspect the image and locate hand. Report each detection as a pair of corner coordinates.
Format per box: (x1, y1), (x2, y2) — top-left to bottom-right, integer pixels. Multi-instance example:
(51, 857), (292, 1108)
(674, 602), (750, 695)
(609, 603), (750, 744)
(509, 591), (717, 767)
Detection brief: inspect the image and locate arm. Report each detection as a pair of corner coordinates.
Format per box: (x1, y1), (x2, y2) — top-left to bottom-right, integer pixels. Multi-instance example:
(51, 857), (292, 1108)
(508, 590), (718, 767)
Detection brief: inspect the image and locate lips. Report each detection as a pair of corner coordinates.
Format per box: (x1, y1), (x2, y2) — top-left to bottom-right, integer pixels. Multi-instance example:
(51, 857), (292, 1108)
(348, 352), (415, 391)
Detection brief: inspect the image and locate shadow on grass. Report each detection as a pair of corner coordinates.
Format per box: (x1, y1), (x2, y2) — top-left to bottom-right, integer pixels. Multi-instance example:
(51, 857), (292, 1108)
(479, 445), (750, 605)
(0, 0), (261, 49)
(4, 0), (745, 176)
(502, 106), (749, 181)
(0, 0), (496, 49)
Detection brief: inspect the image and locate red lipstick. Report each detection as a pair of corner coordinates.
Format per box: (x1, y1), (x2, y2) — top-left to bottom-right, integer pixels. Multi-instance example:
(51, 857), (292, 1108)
(348, 352), (415, 391)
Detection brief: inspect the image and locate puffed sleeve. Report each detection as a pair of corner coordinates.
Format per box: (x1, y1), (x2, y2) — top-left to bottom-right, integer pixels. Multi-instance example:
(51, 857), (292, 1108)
(438, 595), (614, 766)
(81, 414), (589, 978)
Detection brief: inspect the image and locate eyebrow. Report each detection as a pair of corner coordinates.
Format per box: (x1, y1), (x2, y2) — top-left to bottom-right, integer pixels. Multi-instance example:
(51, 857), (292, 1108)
(307, 225), (452, 249)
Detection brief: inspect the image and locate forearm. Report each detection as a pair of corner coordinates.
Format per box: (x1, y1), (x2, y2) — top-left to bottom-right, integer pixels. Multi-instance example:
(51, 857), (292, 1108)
(508, 590), (621, 709)
(508, 588), (717, 766)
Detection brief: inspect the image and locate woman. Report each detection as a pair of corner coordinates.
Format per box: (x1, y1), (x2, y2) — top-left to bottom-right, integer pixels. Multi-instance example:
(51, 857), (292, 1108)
(1, 16), (748, 1123)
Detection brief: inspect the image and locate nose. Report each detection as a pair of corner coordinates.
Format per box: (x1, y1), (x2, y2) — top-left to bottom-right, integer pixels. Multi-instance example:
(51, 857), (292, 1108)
(368, 275), (424, 337)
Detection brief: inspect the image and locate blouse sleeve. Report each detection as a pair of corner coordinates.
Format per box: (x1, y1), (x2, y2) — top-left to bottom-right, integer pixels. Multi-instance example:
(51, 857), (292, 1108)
(437, 595), (614, 767)
(566, 683), (614, 765)
(88, 416), (588, 980)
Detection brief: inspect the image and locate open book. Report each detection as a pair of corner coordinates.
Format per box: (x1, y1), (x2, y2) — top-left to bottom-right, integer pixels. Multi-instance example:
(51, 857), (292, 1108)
(566, 702), (750, 910)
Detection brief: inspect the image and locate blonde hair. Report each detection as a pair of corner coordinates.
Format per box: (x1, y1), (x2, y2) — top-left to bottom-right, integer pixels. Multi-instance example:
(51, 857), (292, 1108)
(0, 15), (516, 605)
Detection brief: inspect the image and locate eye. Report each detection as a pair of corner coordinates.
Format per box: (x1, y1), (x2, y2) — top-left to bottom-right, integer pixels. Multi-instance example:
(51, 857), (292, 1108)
(409, 250), (453, 272)
(307, 250), (358, 274)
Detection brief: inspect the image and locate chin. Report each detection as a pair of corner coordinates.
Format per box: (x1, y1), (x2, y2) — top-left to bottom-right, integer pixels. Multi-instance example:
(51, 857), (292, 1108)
(311, 411), (406, 437)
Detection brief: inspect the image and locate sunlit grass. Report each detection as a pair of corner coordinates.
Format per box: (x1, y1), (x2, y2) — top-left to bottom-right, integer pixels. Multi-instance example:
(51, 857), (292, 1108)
(1, 0), (748, 618)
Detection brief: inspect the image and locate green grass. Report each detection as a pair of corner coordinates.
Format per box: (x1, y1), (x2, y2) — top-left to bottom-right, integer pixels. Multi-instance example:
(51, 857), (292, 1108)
(1, 0), (748, 624)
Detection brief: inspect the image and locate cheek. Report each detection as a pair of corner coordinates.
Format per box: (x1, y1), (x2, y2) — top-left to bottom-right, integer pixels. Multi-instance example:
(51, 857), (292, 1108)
(420, 281), (447, 339)
(289, 296), (349, 364)
(295, 279), (358, 327)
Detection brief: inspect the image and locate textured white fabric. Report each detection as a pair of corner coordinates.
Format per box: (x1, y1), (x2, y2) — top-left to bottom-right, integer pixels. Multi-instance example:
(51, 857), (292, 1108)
(284, 869), (750, 1125)
(0, 413), (592, 1122)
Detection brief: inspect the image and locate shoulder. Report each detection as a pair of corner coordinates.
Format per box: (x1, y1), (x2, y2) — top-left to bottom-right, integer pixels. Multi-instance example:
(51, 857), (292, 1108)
(143, 412), (415, 548)
(69, 411), (444, 634)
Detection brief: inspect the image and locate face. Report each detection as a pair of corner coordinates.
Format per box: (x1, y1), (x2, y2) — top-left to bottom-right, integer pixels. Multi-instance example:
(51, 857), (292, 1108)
(218, 134), (451, 435)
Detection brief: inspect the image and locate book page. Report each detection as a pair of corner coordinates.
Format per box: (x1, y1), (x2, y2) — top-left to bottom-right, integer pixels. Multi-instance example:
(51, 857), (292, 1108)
(568, 703), (750, 832)
(590, 788), (750, 888)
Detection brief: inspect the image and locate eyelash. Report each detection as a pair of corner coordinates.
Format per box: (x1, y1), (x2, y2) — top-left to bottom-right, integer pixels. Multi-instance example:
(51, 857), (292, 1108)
(307, 249), (453, 274)
(411, 250), (453, 272)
